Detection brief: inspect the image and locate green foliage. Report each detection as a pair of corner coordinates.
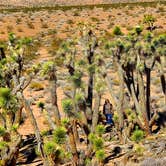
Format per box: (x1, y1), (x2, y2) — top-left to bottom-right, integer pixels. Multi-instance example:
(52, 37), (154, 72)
(88, 64), (96, 74)
(134, 25), (143, 35)
(61, 118), (70, 127)
(0, 126), (6, 136)
(88, 133), (96, 142)
(53, 127), (67, 144)
(85, 158), (91, 165)
(0, 88), (11, 99)
(11, 124), (19, 132)
(44, 141), (57, 155)
(62, 99), (73, 115)
(37, 101), (45, 110)
(113, 113), (119, 122)
(71, 71), (82, 88)
(143, 14), (156, 27)
(131, 128), (145, 142)
(42, 61), (54, 75)
(134, 144), (145, 156)
(41, 130), (51, 136)
(0, 141), (8, 150)
(93, 138), (104, 151)
(95, 149), (105, 162)
(144, 32), (153, 42)
(75, 92), (85, 105)
(95, 125), (105, 136)
(113, 26), (123, 36)
(0, 88), (19, 112)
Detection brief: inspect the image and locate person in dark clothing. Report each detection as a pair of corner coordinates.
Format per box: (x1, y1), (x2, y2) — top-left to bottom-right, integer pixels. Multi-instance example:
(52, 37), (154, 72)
(103, 99), (114, 125)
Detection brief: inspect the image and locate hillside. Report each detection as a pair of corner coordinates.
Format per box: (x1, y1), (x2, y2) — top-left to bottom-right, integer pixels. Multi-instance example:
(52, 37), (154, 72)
(0, 0), (163, 7)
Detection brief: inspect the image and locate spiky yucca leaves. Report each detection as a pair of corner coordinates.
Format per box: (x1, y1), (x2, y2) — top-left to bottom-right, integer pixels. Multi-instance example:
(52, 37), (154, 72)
(0, 88), (19, 132)
(53, 127), (67, 145)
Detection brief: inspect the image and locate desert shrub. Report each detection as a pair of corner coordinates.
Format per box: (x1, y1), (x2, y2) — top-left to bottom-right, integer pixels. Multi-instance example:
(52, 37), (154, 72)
(131, 128), (145, 142)
(143, 14), (156, 26)
(7, 25), (14, 32)
(73, 11), (80, 16)
(67, 20), (74, 24)
(134, 25), (143, 35)
(16, 18), (22, 24)
(41, 23), (48, 29)
(113, 26), (123, 36)
(37, 101), (45, 110)
(91, 17), (99, 22)
(30, 82), (44, 91)
(53, 127), (67, 144)
(27, 21), (35, 29)
(17, 27), (23, 32)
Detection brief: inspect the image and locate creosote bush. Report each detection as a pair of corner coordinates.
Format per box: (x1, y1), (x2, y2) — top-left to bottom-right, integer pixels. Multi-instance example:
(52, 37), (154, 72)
(113, 26), (123, 35)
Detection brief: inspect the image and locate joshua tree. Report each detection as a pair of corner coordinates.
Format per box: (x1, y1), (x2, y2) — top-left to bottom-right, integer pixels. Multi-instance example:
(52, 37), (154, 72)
(103, 25), (166, 136)
(0, 33), (49, 165)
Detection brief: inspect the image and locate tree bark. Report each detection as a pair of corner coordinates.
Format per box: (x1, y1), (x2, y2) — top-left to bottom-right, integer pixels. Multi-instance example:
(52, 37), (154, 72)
(18, 92), (49, 166)
(92, 94), (101, 133)
(137, 71), (151, 135)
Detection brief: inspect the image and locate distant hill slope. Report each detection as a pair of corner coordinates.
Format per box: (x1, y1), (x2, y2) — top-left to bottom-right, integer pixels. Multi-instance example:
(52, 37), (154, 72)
(0, 0), (164, 7)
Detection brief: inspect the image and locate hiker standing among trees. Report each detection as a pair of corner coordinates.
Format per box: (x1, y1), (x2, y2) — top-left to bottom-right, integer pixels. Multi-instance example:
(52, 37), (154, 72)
(103, 99), (114, 125)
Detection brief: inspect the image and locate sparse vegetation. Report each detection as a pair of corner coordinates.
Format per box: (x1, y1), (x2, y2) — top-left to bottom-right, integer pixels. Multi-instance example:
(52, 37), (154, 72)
(0, 1), (165, 166)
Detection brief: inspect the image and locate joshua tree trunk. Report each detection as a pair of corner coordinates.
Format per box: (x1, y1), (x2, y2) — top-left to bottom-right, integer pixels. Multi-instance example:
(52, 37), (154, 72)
(0, 135), (21, 166)
(145, 67), (151, 120)
(157, 57), (166, 104)
(14, 106), (23, 125)
(87, 72), (93, 110)
(137, 71), (151, 135)
(92, 93), (101, 133)
(50, 79), (61, 126)
(18, 93), (49, 166)
(72, 119), (80, 144)
(68, 123), (79, 166)
(104, 74), (118, 107)
(43, 109), (56, 130)
(117, 64), (124, 132)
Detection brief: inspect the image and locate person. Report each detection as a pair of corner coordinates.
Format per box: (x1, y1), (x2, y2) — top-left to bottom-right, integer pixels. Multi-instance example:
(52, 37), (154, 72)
(103, 99), (114, 125)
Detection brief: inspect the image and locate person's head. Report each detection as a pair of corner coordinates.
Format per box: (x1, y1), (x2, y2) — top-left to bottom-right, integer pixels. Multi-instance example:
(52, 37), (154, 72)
(105, 99), (110, 104)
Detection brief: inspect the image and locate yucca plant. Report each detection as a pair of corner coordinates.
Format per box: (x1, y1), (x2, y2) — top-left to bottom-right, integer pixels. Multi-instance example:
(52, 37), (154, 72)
(53, 127), (67, 145)
(95, 149), (105, 166)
